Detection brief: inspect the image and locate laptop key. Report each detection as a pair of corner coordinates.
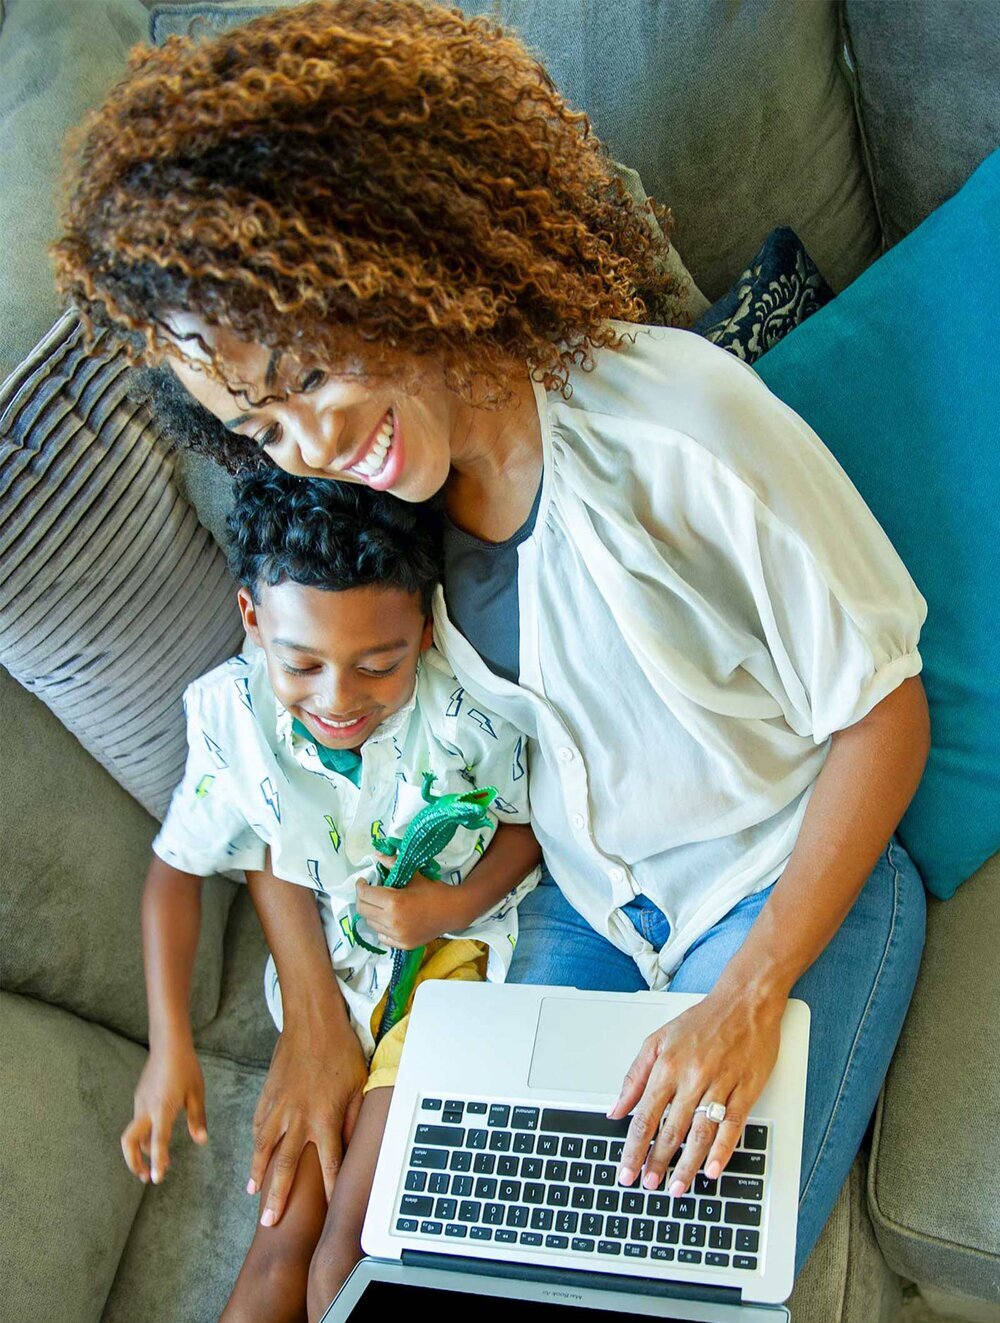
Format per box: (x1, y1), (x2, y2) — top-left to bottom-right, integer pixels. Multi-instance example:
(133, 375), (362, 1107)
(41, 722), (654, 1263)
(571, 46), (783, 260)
(488, 1131), (512, 1152)
(396, 1218), (418, 1232)
(624, 1244), (648, 1259)
(523, 1183), (546, 1205)
(409, 1147), (448, 1169)
(420, 1220), (443, 1235)
(458, 1201), (482, 1222)
(682, 1224), (706, 1247)
(651, 1247), (675, 1262)
(467, 1101), (488, 1115)
(581, 1214), (604, 1236)
(429, 1173), (450, 1194)
(474, 1178), (497, 1199)
(709, 1226), (733, 1251)
(699, 1199), (722, 1223)
(521, 1158), (543, 1179)
(549, 1185), (570, 1207)
(545, 1235), (569, 1250)
(421, 1099), (443, 1111)
(727, 1150), (765, 1176)
(544, 1160), (568, 1182)
(556, 1211), (578, 1234)
(631, 1218), (654, 1243)
(609, 1141), (625, 1162)
(530, 1208), (554, 1231)
(470, 1227), (493, 1241)
(400, 1195), (434, 1217)
(569, 1162), (592, 1184)
(512, 1107), (539, 1130)
(498, 1180), (521, 1201)
(467, 1129), (488, 1151)
(442, 1111), (463, 1125)
(572, 1187), (595, 1210)
(519, 1232), (543, 1247)
(497, 1156), (519, 1176)
(677, 1249), (702, 1264)
(734, 1255), (758, 1271)
(742, 1125), (768, 1151)
(560, 1137), (584, 1158)
(606, 1216), (629, 1239)
(404, 1171), (427, 1192)
(720, 1176), (764, 1201)
(513, 1133), (535, 1154)
(449, 1151), (472, 1172)
(673, 1197), (696, 1219)
(597, 1241), (621, 1256)
(593, 1164), (616, 1187)
(693, 1174), (718, 1196)
(646, 1194), (670, 1217)
(595, 1190), (619, 1211)
(473, 1154), (496, 1175)
(585, 1139), (608, 1161)
(495, 1228), (517, 1243)
(435, 1198), (457, 1219)
(725, 1202), (762, 1227)
(416, 1124), (465, 1147)
(451, 1176), (473, 1197)
(507, 1205), (529, 1228)
(656, 1222), (680, 1245)
(488, 1105), (510, 1127)
(736, 1229), (760, 1253)
(537, 1135), (559, 1156)
(622, 1192), (644, 1214)
(483, 1203), (505, 1226)
(572, 1237), (596, 1253)
(445, 1224), (467, 1238)
(706, 1252), (730, 1268)
(444, 1099), (464, 1112)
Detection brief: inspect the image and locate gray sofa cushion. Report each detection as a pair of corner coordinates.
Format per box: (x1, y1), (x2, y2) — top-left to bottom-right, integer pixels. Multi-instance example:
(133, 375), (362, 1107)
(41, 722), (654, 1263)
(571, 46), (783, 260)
(0, 314), (245, 822)
(0, 665), (233, 1041)
(0, 0), (149, 379)
(0, 993), (147, 1323)
(868, 850), (1000, 1301)
(844, 0), (1000, 247)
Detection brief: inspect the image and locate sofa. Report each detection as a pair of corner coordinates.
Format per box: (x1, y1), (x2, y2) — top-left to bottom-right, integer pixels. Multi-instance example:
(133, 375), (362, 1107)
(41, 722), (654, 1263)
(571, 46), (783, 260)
(1, 1), (998, 1320)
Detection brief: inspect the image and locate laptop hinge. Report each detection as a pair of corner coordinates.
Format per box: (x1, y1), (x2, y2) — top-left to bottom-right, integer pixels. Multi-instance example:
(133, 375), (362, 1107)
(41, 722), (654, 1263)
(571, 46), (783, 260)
(400, 1250), (742, 1306)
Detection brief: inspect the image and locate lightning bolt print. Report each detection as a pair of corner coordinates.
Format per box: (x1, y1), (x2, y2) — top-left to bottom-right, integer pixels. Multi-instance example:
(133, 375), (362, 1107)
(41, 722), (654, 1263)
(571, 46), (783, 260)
(260, 778), (281, 822)
(194, 774), (215, 799)
(446, 686), (464, 717)
(468, 709), (498, 739)
(492, 794), (518, 814)
(234, 677), (254, 713)
(203, 732), (228, 768)
(324, 815), (342, 852)
(339, 914), (356, 948)
(307, 859), (321, 888)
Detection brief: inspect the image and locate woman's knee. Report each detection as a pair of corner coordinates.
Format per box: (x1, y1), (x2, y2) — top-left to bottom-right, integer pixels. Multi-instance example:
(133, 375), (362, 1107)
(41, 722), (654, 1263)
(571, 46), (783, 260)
(306, 1220), (364, 1322)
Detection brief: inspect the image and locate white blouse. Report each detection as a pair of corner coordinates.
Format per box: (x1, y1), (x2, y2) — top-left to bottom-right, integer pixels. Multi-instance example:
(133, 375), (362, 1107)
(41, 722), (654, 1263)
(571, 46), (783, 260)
(433, 323), (926, 988)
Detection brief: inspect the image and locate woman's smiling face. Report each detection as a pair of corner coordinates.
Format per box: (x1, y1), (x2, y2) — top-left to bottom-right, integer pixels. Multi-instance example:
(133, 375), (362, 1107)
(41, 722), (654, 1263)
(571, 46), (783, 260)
(165, 312), (458, 503)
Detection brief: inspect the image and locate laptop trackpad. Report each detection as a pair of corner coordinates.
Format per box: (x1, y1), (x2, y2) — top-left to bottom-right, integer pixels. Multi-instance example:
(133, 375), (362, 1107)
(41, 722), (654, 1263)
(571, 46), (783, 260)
(528, 996), (673, 1095)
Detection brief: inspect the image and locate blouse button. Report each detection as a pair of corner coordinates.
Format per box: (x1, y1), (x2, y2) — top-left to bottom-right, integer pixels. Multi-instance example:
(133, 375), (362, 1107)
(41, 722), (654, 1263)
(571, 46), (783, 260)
(609, 867), (626, 884)
(558, 747), (575, 762)
(571, 812), (585, 831)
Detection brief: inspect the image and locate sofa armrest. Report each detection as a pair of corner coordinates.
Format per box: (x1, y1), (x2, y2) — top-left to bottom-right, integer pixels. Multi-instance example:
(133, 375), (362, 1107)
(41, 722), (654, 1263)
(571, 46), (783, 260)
(868, 850), (1000, 1302)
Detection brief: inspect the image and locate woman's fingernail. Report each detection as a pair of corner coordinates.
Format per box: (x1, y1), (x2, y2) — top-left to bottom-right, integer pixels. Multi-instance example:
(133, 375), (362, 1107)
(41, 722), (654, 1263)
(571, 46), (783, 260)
(668, 1179), (685, 1197)
(260, 1208), (275, 1227)
(618, 1166), (635, 1186)
(643, 1171), (660, 1190)
(246, 1179), (257, 1195)
(706, 1161), (721, 1180)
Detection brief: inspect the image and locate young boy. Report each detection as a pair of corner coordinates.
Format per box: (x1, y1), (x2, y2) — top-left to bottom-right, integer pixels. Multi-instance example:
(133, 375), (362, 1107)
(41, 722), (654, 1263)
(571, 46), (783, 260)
(120, 468), (540, 1321)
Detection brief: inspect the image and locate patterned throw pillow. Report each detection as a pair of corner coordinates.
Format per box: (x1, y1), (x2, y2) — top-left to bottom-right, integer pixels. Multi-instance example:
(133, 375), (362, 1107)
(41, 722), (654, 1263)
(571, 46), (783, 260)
(0, 312), (245, 821)
(692, 227), (835, 364)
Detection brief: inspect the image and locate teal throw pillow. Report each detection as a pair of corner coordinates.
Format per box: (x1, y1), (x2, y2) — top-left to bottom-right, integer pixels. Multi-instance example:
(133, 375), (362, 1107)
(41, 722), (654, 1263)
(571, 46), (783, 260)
(756, 149), (1000, 900)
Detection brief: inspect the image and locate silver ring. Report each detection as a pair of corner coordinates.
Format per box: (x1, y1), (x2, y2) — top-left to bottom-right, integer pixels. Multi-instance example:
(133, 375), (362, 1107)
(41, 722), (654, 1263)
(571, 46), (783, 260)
(693, 1102), (727, 1124)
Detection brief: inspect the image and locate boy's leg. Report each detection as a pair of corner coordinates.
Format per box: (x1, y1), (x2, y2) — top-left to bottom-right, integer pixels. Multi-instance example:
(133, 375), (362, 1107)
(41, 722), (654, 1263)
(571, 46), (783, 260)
(307, 1087), (393, 1323)
(221, 1142), (328, 1323)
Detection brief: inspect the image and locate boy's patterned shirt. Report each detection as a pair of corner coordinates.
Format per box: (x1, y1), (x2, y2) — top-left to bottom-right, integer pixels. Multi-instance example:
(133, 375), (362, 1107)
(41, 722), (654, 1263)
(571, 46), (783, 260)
(153, 644), (536, 1056)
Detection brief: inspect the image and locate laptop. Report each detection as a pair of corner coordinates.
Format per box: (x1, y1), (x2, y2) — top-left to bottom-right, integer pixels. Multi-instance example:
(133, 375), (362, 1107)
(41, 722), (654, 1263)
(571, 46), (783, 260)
(322, 982), (810, 1322)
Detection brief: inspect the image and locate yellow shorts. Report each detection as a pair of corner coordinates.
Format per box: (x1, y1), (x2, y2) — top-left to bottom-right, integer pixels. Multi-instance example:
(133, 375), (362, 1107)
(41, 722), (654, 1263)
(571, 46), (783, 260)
(365, 938), (488, 1093)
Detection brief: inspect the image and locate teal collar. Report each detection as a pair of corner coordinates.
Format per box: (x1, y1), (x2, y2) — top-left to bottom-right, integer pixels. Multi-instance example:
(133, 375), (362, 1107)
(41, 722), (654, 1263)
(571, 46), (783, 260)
(291, 718), (363, 787)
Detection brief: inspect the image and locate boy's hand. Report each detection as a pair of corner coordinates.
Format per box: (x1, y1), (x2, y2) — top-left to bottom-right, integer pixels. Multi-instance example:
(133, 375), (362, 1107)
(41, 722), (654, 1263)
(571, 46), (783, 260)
(121, 1041), (207, 1185)
(356, 861), (468, 950)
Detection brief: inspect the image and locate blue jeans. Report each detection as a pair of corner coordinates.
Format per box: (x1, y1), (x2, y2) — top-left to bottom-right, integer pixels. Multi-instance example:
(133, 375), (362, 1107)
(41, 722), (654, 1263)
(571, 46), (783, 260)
(507, 836), (926, 1275)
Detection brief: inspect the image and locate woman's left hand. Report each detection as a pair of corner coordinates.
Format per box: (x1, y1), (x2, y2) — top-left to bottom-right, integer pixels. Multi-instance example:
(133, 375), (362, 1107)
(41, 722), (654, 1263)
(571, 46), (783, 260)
(607, 983), (787, 1194)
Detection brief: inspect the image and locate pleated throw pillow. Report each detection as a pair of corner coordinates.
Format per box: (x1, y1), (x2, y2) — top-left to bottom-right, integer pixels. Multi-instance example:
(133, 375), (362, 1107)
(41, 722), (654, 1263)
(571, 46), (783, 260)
(0, 312), (245, 821)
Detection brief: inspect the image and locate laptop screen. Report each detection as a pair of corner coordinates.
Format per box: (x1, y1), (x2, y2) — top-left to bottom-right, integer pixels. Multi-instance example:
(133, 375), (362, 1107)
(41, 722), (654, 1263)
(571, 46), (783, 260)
(336, 1279), (712, 1321)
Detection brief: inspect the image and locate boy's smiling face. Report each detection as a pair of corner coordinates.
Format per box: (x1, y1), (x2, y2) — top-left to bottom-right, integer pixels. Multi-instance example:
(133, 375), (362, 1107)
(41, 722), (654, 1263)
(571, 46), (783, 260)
(238, 580), (433, 751)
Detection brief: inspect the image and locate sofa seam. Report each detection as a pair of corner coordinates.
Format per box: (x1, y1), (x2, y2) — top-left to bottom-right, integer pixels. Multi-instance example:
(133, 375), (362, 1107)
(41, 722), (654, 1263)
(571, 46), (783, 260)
(836, 0), (889, 258)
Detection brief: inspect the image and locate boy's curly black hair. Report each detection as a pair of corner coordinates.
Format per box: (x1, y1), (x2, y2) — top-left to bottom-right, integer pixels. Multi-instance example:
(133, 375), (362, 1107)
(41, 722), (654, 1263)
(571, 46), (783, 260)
(228, 467), (442, 612)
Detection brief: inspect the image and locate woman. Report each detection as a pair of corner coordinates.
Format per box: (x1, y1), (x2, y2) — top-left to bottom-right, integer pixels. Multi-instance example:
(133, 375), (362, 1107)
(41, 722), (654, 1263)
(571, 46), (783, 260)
(54, 1), (929, 1318)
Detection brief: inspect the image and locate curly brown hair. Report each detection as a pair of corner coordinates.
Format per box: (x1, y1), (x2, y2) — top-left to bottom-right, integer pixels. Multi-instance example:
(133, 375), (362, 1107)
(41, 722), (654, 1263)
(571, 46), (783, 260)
(54, 0), (684, 410)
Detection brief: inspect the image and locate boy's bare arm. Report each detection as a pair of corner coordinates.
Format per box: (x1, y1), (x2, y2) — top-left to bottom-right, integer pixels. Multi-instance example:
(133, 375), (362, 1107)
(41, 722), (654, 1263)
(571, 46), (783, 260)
(355, 821), (542, 949)
(122, 856), (207, 1184)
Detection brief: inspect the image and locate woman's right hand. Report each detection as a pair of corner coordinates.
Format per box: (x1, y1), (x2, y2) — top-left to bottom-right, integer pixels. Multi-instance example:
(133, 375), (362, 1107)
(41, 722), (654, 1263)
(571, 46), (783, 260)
(248, 1017), (370, 1226)
(121, 1041), (208, 1185)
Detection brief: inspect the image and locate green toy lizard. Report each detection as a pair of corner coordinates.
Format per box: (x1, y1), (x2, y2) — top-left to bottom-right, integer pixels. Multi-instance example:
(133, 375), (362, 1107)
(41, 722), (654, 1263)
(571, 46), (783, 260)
(353, 772), (498, 1046)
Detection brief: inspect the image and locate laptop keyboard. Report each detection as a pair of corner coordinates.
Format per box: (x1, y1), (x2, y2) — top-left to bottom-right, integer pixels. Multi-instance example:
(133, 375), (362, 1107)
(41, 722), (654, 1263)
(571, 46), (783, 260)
(394, 1097), (769, 1273)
